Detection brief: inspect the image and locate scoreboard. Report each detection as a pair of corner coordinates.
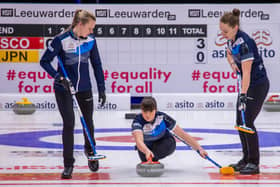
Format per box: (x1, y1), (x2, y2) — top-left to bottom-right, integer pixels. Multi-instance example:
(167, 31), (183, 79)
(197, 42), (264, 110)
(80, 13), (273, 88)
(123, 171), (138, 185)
(0, 24), (207, 37)
(0, 23), (208, 64)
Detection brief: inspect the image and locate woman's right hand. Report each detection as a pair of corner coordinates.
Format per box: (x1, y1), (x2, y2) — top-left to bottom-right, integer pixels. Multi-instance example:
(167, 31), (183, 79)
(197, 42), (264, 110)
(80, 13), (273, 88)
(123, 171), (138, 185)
(227, 49), (240, 73)
(145, 149), (154, 161)
(230, 63), (240, 73)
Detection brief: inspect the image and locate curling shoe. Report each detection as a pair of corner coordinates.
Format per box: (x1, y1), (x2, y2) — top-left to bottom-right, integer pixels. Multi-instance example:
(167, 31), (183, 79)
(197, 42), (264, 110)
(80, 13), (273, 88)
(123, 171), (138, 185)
(85, 151), (99, 172)
(229, 160), (247, 172)
(240, 163), (259, 175)
(61, 166), (73, 179)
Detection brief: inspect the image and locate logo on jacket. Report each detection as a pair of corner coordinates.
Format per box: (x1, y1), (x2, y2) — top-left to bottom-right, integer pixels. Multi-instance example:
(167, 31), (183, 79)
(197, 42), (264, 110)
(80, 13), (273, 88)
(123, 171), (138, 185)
(64, 42), (76, 53)
(143, 123), (153, 134)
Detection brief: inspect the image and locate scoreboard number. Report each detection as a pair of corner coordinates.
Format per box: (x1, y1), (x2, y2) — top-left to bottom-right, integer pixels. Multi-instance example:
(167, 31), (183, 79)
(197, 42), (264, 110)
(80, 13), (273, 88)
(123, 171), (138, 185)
(195, 38), (207, 64)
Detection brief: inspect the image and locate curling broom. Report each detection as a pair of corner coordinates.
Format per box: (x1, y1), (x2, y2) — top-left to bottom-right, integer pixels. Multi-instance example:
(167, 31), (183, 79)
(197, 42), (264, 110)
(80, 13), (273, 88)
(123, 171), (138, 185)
(234, 72), (255, 134)
(58, 59), (106, 161)
(168, 128), (234, 175)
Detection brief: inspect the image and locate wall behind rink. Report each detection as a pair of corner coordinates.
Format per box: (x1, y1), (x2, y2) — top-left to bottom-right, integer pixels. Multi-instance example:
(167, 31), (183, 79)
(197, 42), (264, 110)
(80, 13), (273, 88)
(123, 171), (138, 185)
(0, 3), (279, 97)
(0, 92), (278, 111)
(0, 93), (243, 111)
(0, 93), (130, 111)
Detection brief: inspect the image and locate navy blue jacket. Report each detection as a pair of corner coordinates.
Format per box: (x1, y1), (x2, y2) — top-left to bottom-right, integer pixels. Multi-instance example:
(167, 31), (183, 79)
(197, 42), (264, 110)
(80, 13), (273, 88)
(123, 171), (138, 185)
(132, 111), (176, 143)
(40, 30), (105, 93)
(227, 29), (268, 87)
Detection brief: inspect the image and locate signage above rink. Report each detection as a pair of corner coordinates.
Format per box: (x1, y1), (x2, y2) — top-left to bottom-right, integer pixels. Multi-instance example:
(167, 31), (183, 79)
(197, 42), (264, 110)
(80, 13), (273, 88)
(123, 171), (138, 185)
(0, 3), (278, 24)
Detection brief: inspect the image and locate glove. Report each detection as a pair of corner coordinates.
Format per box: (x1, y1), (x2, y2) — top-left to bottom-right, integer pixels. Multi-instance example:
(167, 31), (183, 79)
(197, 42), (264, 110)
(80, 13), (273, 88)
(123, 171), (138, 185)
(238, 93), (247, 111)
(98, 92), (106, 107)
(57, 76), (73, 93)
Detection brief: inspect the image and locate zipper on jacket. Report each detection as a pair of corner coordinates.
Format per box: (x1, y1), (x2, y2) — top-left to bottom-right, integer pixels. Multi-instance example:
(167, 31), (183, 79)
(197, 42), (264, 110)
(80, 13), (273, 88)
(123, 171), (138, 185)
(76, 40), (81, 92)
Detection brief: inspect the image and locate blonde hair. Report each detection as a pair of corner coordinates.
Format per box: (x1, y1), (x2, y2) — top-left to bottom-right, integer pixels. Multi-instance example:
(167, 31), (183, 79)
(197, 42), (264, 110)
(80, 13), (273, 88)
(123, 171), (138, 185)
(220, 8), (240, 28)
(70, 9), (96, 29)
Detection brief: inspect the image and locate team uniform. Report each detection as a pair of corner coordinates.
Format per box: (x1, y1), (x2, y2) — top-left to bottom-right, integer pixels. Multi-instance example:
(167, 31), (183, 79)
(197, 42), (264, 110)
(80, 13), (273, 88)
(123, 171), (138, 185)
(227, 29), (269, 166)
(40, 30), (105, 167)
(132, 111), (177, 161)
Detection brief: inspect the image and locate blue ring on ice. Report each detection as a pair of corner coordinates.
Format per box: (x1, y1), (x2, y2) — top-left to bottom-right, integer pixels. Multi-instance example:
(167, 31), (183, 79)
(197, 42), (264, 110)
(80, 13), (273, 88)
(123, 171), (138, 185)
(0, 128), (279, 150)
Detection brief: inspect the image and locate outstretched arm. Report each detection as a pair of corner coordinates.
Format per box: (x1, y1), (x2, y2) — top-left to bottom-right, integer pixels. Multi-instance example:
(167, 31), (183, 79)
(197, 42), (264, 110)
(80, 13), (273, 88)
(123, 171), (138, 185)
(172, 125), (208, 158)
(132, 130), (154, 161)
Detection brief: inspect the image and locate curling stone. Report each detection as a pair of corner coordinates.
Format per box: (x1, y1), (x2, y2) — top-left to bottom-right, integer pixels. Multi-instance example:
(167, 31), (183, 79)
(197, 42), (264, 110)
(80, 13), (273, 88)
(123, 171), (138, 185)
(136, 159), (164, 177)
(13, 97), (36, 115)
(263, 95), (280, 112)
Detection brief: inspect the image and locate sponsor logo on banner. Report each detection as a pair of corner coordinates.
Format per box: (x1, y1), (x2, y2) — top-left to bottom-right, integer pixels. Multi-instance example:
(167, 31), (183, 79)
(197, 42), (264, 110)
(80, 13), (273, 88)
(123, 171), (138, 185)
(94, 94), (130, 111)
(252, 29), (275, 58)
(214, 32), (227, 47)
(212, 32), (227, 59)
(188, 9), (201, 18)
(0, 94), (58, 110)
(173, 100), (195, 109)
(0, 50), (39, 63)
(0, 8), (75, 18)
(253, 30), (272, 46)
(95, 9), (108, 18)
(0, 8), (13, 17)
(188, 8), (269, 20)
(95, 9), (176, 21)
(167, 100), (229, 110)
(153, 94), (235, 111)
(0, 94), (130, 111)
(96, 102), (118, 110)
(0, 37), (44, 49)
(212, 29), (275, 59)
(3, 100), (57, 110)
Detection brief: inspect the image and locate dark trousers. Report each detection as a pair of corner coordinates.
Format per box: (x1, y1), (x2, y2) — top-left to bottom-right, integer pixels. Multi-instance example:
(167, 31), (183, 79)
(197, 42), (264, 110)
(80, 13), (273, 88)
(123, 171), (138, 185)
(236, 79), (269, 165)
(55, 90), (95, 167)
(138, 136), (176, 162)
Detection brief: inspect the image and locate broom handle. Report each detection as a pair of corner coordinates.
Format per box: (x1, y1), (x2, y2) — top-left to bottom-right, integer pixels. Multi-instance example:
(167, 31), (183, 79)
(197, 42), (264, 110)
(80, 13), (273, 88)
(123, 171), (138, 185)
(237, 72), (246, 125)
(204, 153), (222, 168)
(168, 128), (222, 169)
(58, 59), (97, 155)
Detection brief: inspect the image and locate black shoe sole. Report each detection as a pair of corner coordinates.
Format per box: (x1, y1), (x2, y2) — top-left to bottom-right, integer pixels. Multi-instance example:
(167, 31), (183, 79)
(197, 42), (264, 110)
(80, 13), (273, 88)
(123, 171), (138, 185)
(61, 175), (72, 179)
(88, 160), (99, 172)
(240, 171), (260, 175)
(228, 165), (246, 172)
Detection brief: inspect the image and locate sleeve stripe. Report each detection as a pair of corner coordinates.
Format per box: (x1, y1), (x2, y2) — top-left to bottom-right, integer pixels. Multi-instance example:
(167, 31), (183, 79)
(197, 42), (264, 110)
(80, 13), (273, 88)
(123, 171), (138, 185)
(132, 129), (143, 132)
(241, 57), (254, 63)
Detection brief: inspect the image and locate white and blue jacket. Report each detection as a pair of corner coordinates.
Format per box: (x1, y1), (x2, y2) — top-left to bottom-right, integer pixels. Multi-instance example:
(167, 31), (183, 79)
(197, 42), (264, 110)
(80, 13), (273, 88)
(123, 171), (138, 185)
(40, 30), (105, 93)
(132, 111), (176, 143)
